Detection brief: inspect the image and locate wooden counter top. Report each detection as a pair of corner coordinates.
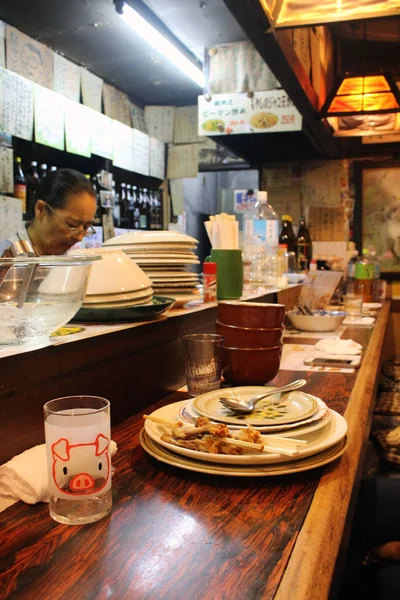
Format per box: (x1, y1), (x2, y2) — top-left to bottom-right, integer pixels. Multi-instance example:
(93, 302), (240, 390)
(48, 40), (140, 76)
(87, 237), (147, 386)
(0, 302), (390, 600)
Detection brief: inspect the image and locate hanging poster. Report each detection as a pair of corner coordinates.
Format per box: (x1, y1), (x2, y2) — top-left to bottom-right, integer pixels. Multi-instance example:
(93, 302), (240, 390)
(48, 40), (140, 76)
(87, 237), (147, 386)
(167, 144), (199, 179)
(173, 106), (202, 144)
(0, 22), (5, 69)
(206, 41), (278, 95)
(0, 195), (23, 243)
(144, 106), (175, 143)
(198, 90), (302, 136)
(35, 84), (65, 150)
(103, 83), (131, 127)
(0, 68), (34, 141)
(81, 68), (103, 113)
(149, 137), (165, 180)
(6, 25), (54, 89)
(64, 98), (92, 157)
(302, 162), (341, 206)
(130, 102), (147, 133)
(112, 120), (133, 171)
(53, 54), (80, 102)
(0, 146), (13, 193)
(90, 110), (114, 160)
(308, 205), (345, 241)
(132, 129), (150, 176)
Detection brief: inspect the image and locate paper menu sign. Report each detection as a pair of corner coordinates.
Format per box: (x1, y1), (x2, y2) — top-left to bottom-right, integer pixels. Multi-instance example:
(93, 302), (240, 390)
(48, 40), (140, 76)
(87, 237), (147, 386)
(0, 68), (34, 141)
(130, 102), (147, 133)
(144, 106), (175, 143)
(132, 129), (149, 176)
(90, 110), (113, 160)
(173, 106), (202, 144)
(64, 99), (92, 157)
(0, 22), (5, 69)
(298, 271), (343, 310)
(149, 137), (165, 180)
(167, 143), (199, 179)
(34, 84), (65, 150)
(81, 68), (103, 113)
(302, 162), (341, 206)
(0, 147), (13, 193)
(53, 54), (80, 102)
(0, 195), (23, 241)
(207, 41), (278, 95)
(112, 120), (133, 171)
(308, 205), (346, 242)
(169, 179), (184, 215)
(103, 83), (131, 127)
(198, 90), (302, 136)
(6, 25), (54, 89)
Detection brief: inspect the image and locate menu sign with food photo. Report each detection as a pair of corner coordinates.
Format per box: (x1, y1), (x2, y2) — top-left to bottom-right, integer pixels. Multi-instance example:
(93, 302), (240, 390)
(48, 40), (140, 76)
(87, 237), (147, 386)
(198, 91), (302, 136)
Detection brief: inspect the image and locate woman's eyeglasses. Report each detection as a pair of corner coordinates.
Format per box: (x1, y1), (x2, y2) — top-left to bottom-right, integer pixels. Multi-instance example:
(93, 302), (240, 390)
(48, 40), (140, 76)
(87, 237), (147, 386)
(45, 203), (96, 237)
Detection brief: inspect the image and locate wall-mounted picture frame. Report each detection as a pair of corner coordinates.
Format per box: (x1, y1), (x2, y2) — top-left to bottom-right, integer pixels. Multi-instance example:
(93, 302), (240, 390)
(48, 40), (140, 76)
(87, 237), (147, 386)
(354, 160), (400, 280)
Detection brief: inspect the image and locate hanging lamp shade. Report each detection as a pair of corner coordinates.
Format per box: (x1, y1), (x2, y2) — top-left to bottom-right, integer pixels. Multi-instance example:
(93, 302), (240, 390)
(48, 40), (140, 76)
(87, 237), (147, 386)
(320, 72), (400, 117)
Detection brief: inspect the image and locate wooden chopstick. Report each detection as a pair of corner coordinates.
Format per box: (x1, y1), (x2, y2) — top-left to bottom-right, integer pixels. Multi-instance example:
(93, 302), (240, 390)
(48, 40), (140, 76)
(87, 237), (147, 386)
(144, 414), (301, 456)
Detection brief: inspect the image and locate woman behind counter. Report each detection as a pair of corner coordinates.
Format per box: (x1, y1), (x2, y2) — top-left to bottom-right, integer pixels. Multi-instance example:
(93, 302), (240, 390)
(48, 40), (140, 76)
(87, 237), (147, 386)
(1, 168), (97, 256)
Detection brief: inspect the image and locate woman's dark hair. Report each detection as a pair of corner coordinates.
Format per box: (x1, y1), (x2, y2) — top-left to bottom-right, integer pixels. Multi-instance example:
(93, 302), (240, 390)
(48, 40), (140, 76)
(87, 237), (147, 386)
(35, 168), (96, 213)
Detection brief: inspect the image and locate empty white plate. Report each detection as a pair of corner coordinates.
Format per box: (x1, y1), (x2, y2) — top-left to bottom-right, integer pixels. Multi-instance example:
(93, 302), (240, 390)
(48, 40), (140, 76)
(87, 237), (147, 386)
(103, 231), (198, 245)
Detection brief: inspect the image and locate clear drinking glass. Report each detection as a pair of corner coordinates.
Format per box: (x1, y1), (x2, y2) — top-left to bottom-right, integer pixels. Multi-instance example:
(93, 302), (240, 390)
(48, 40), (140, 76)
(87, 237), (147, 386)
(182, 334), (224, 397)
(343, 293), (363, 320)
(44, 395), (112, 525)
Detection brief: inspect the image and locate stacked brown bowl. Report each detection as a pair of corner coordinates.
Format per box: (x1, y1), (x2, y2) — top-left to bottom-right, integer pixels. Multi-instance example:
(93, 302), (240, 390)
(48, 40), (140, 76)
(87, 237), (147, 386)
(216, 301), (285, 385)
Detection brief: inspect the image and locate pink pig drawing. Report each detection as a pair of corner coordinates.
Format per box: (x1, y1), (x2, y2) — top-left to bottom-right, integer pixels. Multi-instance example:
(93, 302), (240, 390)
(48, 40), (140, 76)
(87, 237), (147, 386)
(51, 434), (110, 496)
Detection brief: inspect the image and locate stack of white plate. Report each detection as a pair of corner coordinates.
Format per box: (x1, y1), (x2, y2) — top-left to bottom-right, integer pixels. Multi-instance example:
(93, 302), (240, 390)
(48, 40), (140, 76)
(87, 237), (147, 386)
(103, 231), (201, 306)
(70, 248), (154, 309)
(141, 386), (348, 476)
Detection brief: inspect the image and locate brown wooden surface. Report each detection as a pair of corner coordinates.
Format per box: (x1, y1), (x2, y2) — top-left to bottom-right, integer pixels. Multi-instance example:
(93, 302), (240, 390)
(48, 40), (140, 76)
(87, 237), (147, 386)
(0, 304), (390, 600)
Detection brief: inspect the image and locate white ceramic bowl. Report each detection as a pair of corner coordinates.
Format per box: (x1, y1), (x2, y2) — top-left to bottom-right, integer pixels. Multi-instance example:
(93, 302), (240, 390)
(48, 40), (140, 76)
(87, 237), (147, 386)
(69, 248), (152, 295)
(103, 231), (198, 246)
(287, 310), (347, 332)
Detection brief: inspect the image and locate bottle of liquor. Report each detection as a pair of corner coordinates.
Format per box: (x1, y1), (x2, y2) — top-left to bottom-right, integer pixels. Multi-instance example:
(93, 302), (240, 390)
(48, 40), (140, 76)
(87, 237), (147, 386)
(39, 163), (48, 180)
(91, 174), (102, 227)
(50, 166), (57, 173)
(132, 186), (140, 229)
(279, 215), (296, 253)
(112, 181), (120, 227)
(119, 182), (130, 228)
(296, 216), (312, 271)
(14, 156), (27, 213)
(140, 188), (149, 229)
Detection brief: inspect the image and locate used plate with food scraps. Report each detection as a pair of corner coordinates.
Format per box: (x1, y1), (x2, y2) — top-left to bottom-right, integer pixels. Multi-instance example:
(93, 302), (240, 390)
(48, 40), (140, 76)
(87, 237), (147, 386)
(192, 386), (319, 426)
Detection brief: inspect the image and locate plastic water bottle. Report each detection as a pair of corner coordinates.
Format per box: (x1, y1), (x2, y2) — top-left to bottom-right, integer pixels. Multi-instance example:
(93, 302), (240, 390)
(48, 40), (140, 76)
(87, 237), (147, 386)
(244, 191), (279, 253)
(369, 250), (381, 301)
(355, 249), (374, 302)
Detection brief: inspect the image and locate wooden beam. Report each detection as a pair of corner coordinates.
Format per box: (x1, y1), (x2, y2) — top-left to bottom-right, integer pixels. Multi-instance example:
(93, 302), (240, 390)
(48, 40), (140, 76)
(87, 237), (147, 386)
(222, 0), (341, 158)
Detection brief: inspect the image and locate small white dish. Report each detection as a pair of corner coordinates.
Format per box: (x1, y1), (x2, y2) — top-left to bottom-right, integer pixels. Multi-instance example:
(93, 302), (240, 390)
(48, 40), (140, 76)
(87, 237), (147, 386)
(103, 231), (198, 246)
(83, 287), (153, 304)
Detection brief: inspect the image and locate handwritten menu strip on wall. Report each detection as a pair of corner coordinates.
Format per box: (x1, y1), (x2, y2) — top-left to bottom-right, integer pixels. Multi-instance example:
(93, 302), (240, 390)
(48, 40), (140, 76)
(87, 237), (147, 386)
(103, 83), (131, 127)
(167, 143), (199, 179)
(35, 84), (65, 151)
(65, 99), (91, 157)
(0, 146), (13, 193)
(0, 22), (5, 69)
(81, 67), (103, 113)
(6, 25), (54, 89)
(173, 106), (202, 144)
(0, 68), (34, 141)
(0, 195), (23, 241)
(292, 28), (311, 78)
(145, 106), (175, 143)
(113, 120), (133, 172)
(130, 103), (147, 133)
(308, 205), (345, 242)
(132, 129), (149, 176)
(53, 54), (80, 102)
(149, 137), (165, 180)
(207, 41), (278, 95)
(90, 110), (114, 160)
(302, 162), (341, 206)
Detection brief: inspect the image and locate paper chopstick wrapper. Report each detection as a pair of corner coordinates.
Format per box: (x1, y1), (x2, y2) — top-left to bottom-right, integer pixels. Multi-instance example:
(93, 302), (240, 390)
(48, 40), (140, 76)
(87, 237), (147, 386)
(204, 213), (239, 249)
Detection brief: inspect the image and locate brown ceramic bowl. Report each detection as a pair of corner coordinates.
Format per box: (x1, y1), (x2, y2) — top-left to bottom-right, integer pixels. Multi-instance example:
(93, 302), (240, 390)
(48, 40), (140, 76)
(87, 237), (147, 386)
(222, 344), (282, 385)
(215, 320), (284, 348)
(218, 301), (285, 329)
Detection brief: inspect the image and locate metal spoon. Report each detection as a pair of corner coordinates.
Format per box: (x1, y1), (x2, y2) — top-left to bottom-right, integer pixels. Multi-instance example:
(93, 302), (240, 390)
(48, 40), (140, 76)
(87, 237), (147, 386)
(219, 379), (307, 414)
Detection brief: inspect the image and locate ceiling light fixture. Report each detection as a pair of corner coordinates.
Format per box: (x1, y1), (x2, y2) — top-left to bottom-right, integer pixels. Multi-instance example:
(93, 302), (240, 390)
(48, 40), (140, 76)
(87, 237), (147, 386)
(118, 3), (205, 88)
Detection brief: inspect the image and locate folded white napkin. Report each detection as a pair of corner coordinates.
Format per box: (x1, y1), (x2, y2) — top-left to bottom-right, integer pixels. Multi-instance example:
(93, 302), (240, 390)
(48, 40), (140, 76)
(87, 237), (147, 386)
(315, 338), (362, 355)
(0, 441), (117, 505)
(343, 316), (375, 326)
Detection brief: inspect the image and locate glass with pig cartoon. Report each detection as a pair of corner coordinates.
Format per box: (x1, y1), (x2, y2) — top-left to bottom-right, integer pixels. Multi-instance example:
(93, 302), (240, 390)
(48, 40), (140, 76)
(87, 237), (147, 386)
(44, 396), (112, 525)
